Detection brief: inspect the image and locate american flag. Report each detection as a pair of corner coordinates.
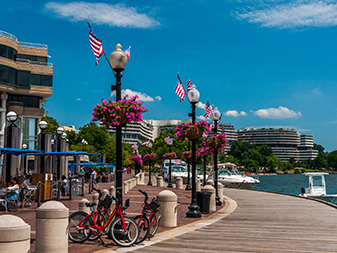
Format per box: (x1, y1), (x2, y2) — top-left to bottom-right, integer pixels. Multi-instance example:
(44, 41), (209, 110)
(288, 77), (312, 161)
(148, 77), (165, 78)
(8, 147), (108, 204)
(125, 46), (131, 61)
(141, 140), (151, 146)
(89, 26), (104, 65)
(204, 99), (213, 118)
(175, 74), (186, 102)
(187, 79), (192, 92)
(132, 143), (139, 150)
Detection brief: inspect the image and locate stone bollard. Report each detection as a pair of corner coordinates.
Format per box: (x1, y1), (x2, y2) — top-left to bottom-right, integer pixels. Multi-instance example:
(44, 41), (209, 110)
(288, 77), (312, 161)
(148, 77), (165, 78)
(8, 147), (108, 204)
(36, 201), (69, 253)
(206, 180), (214, 186)
(79, 198), (90, 213)
(196, 179), (201, 192)
(0, 215), (30, 253)
(157, 190), (177, 227)
(157, 176), (163, 187)
(128, 179), (132, 190)
(102, 189), (109, 200)
(201, 185), (216, 212)
(135, 175), (140, 185)
(141, 172), (145, 185)
(92, 193), (99, 212)
(123, 181), (128, 195)
(109, 186), (116, 198)
(217, 182), (223, 202)
(176, 177), (183, 189)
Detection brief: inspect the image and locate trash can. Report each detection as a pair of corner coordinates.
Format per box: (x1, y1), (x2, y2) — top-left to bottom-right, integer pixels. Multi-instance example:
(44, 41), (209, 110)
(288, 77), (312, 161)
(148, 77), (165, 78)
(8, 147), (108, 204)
(197, 191), (211, 214)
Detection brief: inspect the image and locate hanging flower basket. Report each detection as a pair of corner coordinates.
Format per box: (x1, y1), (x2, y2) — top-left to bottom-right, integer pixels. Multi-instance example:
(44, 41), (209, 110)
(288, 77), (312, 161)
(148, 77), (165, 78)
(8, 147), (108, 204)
(131, 155), (143, 166)
(175, 120), (212, 141)
(182, 150), (192, 159)
(203, 133), (228, 149)
(144, 152), (157, 160)
(91, 95), (149, 130)
(196, 147), (212, 157)
(163, 152), (177, 160)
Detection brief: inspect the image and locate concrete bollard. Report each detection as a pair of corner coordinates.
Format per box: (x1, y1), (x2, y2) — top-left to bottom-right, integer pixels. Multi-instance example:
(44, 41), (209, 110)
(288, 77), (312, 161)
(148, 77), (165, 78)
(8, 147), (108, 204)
(109, 186), (116, 198)
(157, 190), (177, 227)
(217, 182), (223, 202)
(79, 198), (90, 213)
(135, 175), (140, 185)
(202, 185), (216, 212)
(128, 179), (133, 190)
(123, 181), (128, 195)
(141, 172), (145, 185)
(0, 215), (30, 253)
(157, 176), (163, 187)
(196, 179), (201, 192)
(176, 177), (183, 189)
(206, 180), (214, 186)
(92, 193), (99, 212)
(102, 189), (109, 200)
(36, 201), (69, 253)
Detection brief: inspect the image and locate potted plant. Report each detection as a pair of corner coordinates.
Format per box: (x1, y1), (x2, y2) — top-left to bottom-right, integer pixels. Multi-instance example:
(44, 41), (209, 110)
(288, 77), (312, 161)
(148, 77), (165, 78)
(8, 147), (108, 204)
(182, 150), (192, 159)
(175, 120), (212, 141)
(196, 146), (213, 157)
(143, 152), (157, 160)
(163, 152), (177, 160)
(130, 155), (143, 166)
(91, 95), (149, 130)
(202, 133), (228, 149)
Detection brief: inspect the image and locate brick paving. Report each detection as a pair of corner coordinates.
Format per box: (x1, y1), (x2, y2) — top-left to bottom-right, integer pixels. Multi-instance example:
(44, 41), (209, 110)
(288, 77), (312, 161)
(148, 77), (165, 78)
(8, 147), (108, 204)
(0, 173), (223, 253)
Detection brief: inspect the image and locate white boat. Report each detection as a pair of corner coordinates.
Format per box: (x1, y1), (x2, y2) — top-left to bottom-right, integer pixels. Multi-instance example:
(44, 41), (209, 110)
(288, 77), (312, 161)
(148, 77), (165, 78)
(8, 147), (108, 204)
(299, 172), (337, 204)
(200, 162), (260, 189)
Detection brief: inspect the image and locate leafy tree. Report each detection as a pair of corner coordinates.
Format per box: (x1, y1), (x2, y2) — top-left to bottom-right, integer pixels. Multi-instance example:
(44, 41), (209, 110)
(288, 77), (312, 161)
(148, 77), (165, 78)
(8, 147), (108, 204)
(65, 130), (78, 147)
(77, 122), (108, 152)
(279, 161), (293, 171)
(41, 115), (59, 135)
(313, 151), (328, 169)
(327, 151), (337, 169)
(313, 143), (325, 152)
(266, 154), (278, 172)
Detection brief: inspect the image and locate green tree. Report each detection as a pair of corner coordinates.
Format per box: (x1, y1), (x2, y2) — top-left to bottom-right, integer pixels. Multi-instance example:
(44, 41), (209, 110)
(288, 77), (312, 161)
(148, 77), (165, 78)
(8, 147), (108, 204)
(327, 151), (337, 169)
(313, 151), (328, 169)
(313, 143), (325, 152)
(65, 130), (78, 147)
(78, 122), (109, 152)
(41, 115), (59, 135)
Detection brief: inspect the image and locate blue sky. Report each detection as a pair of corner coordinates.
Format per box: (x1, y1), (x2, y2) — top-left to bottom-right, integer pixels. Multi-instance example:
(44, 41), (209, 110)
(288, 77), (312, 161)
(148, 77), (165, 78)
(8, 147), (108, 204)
(2, 0), (337, 151)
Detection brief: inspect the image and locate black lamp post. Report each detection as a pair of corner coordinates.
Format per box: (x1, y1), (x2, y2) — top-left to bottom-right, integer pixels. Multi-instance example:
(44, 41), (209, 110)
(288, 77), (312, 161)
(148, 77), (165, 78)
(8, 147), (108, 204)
(147, 141), (153, 186)
(110, 43), (128, 203)
(22, 143), (27, 175)
(167, 138), (173, 188)
(38, 120), (48, 173)
(212, 107), (222, 206)
(186, 85), (201, 218)
(203, 154), (207, 186)
(4, 111), (18, 182)
(185, 141), (191, 190)
(81, 139), (88, 151)
(56, 127), (64, 179)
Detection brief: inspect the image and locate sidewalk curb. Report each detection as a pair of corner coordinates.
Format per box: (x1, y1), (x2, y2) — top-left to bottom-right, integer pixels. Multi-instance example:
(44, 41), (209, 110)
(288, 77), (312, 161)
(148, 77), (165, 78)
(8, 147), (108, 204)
(94, 195), (237, 253)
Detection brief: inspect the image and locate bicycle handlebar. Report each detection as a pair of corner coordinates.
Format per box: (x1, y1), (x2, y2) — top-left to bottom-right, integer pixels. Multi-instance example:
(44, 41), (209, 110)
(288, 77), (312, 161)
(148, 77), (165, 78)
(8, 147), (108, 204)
(93, 187), (103, 201)
(138, 189), (148, 203)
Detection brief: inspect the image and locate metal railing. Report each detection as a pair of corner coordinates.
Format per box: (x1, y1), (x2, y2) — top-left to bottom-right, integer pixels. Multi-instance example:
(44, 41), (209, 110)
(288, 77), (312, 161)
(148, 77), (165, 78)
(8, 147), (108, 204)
(16, 58), (53, 67)
(0, 30), (18, 42)
(18, 41), (47, 49)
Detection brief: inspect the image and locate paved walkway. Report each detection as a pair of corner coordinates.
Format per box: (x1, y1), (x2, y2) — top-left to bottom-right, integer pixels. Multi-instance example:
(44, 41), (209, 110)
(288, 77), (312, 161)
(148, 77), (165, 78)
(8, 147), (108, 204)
(123, 188), (337, 253)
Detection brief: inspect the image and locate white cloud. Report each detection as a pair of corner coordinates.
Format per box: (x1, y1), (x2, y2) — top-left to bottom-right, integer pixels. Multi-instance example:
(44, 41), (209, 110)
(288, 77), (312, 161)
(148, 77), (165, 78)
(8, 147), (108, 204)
(224, 110), (247, 117)
(196, 102), (206, 109)
(45, 2), (160, 28)
(311, 88), (322, 95)
(111, 89), (161, 102)
(76, 98), (82, 101)
(197, 115), (209, 121)
(252, 106), (301, 119)
(236, 1), (337, 28)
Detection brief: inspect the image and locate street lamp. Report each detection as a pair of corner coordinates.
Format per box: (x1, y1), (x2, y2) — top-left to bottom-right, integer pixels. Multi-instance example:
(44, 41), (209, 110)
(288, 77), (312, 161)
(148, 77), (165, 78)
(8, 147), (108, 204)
(147, 141), (153, 186)
(185, 140), (191, 190)
(56, 127), (64, 178)
(4, 111), (18, 181)
(167, 137), (173, 188)
(186, 85), (201, 218)
(6, 111), (18, 126)
(38, 120), (48, 173)
(212, 107), (221, 206)
(22, 143), (27, 175)
(110, 43), (128, 203)
(81, 139), (88, 151)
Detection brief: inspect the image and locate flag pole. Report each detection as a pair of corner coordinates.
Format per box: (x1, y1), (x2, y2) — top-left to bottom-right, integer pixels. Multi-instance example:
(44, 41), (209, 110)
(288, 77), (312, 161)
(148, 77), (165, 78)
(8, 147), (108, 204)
(87, 21), (115, 74)
(177, 73), (191, 103)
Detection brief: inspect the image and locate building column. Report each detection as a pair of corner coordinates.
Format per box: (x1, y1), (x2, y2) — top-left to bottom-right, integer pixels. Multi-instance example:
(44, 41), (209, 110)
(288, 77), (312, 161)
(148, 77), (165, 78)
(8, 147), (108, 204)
(0, 93), (8, 146)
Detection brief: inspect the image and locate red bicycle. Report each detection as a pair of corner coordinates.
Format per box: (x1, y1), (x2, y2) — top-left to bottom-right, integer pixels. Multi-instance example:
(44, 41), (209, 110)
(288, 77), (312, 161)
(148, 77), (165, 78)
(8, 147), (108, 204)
(68, 190), (139, 247)
(134, 189), (161, 243)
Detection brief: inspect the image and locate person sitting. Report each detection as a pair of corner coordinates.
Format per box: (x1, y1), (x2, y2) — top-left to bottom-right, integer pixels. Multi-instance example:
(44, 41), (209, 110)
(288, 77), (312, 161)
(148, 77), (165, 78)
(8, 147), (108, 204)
(3, 177), (19, 200)
(23, 175), (32, 189)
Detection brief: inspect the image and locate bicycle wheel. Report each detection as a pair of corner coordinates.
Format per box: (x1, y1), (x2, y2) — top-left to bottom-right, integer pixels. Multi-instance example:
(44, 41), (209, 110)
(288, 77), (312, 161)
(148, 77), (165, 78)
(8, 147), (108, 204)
(88, 212), (106, 241)
(149, 210), (161, 238)
(109, 216), (139, 247)
(69, 211), (92, 243)
(134, 215), (150, 243)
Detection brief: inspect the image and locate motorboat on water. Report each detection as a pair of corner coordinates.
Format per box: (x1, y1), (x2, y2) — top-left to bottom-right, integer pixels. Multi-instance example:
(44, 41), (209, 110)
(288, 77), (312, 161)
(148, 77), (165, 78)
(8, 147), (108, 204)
(299, 172), (337, 204)
(198, 162), (260, 189)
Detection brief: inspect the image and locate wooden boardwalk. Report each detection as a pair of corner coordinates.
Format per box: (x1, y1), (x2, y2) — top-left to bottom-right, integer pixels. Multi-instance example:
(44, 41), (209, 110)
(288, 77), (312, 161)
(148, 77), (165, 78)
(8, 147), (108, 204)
(130, 188), (337, 253)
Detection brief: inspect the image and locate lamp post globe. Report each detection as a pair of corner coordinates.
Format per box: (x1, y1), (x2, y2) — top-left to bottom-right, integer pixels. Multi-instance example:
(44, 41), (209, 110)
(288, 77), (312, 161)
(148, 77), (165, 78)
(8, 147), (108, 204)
(39, 121), (48, 131)
(56, 127), (64, 136)
(22, 144), (27, 149)
(187, 84), (200, 103)
(61, 132), (67, 139)
(6, 111), (18, 123)
(110, 43), (128, 70)
(212, 107), (221, 121)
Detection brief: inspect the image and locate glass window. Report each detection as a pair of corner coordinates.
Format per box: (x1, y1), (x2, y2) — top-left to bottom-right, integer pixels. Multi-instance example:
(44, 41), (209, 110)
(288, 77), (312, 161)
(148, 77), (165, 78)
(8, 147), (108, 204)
(22, 118), (38, 150)
(8, 67), (16, 85)
(8, 95), (41, 108)
(0, 65), (9, 83)
(17, 70), (30, 87)
(31, 74), (40, 85)
(7, 47), (14, 60)
(41, 75), (52, 86)
(0, 45), (7, 58)
(37, 56), (47, 62)
(17, 54), (31, 60)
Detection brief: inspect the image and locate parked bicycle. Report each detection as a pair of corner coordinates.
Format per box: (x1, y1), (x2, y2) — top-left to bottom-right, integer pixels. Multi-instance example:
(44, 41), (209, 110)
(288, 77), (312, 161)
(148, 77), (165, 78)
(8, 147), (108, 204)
(134, 189), (161, 243)
(68, 189), (139, 247)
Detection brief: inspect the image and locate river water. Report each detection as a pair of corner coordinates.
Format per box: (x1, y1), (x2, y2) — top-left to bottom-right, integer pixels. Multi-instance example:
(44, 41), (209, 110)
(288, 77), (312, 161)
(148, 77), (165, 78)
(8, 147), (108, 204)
(253, 174), (337, 196)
